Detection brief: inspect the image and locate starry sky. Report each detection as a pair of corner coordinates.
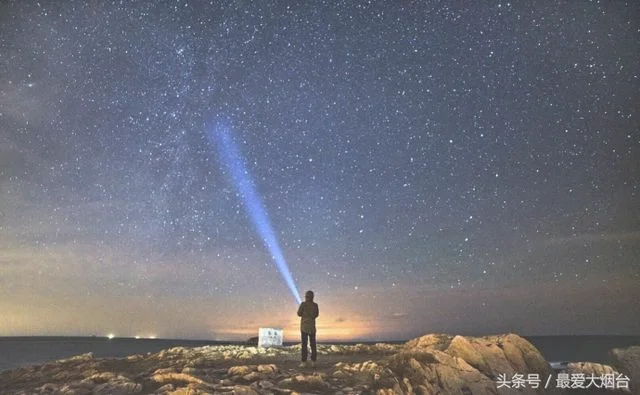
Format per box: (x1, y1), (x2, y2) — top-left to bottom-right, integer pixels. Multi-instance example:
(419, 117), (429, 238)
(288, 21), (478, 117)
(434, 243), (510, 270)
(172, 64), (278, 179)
(1, 1), (639, 342)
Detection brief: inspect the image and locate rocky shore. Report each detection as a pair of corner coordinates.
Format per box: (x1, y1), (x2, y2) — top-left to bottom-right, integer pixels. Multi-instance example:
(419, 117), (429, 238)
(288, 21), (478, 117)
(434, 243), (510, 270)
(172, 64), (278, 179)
(1, 333), (637, 395)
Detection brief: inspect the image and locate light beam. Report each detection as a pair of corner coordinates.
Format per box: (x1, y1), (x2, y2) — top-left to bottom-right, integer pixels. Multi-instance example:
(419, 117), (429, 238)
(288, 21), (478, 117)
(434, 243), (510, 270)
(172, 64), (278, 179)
(209, 119), (302, 304)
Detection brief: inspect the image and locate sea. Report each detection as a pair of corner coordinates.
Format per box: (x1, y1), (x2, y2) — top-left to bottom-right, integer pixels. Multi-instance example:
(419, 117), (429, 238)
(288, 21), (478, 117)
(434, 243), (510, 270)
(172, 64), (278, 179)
(0, 335), (638, 373)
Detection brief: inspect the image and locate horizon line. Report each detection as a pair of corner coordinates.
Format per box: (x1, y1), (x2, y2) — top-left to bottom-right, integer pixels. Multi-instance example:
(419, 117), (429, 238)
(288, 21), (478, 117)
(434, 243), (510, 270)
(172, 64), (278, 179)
(1, 333), (639, 343)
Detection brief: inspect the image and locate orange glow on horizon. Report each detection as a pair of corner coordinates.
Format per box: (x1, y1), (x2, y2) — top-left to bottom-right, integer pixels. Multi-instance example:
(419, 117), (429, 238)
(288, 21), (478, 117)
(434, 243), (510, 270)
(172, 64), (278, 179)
(209, 312), (386, 342)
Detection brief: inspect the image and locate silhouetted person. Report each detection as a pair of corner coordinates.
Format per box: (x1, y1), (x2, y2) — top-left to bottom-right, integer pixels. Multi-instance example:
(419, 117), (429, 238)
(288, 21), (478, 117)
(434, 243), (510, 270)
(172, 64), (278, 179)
(297, 290), (319, 367)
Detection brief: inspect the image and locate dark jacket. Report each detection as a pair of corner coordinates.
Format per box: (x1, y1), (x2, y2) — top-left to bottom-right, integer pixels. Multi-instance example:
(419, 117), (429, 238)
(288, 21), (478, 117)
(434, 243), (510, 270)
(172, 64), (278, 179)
(297, 298), (319, 333)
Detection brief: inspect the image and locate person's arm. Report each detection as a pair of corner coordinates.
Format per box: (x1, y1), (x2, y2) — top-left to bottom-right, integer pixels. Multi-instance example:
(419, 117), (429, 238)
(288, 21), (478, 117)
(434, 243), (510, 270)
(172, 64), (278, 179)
(314, 303), (319, 318)
(297, 302), (304, 317)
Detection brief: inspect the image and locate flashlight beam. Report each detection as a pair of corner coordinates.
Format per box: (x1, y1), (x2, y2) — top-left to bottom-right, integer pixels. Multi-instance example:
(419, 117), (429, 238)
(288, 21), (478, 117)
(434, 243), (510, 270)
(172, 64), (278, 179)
(209, 119), (302, 304)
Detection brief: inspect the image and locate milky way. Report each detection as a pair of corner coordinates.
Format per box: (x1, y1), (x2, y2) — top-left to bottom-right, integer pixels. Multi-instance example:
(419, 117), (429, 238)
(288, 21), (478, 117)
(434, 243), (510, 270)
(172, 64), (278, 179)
(0, 1), (638, 340)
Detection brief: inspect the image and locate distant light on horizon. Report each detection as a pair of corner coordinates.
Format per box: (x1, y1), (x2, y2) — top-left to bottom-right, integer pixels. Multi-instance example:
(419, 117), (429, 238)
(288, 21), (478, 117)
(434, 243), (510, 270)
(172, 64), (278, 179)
(107, 333), (115, 339)
(134, 334), (156, 339)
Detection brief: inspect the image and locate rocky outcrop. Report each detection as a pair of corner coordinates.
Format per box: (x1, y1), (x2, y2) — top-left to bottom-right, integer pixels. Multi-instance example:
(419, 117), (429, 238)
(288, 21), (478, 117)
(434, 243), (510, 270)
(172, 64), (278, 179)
(364, 333), (558, 394)
(611, 346), (640, 395)
(0, 334), (636, 394)
(566, 361), (618, 377)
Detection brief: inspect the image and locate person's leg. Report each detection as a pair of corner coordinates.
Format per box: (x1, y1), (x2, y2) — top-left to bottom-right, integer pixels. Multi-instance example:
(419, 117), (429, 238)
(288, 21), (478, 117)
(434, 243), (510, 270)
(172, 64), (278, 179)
(301, 331), (308, 362)
(310, 331), (317, 362)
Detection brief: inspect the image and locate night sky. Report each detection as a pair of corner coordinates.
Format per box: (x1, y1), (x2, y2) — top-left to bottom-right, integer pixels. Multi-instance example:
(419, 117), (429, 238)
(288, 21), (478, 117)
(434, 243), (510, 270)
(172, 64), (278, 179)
(1, 1), (638, 342)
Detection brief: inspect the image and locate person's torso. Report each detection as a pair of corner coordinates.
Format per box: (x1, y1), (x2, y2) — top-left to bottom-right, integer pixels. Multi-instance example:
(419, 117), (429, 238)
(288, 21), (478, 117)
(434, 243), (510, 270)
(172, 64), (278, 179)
(300, 301), (317, 332)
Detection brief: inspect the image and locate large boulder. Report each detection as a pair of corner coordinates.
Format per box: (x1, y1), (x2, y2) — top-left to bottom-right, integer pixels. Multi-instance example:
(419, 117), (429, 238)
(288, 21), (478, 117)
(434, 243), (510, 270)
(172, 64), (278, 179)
(611, 346), (640, 395)
(370, 333), (559, 395)
(382, 349), (498, 394)
(445, 334), (552, 380)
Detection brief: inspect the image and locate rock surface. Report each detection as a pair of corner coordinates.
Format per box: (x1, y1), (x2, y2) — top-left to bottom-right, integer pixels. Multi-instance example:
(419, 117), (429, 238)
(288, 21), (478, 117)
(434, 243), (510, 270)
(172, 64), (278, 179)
(611, 346), (640, 395)
(0, 334), (636, 394)
(371, 333), (557, 394)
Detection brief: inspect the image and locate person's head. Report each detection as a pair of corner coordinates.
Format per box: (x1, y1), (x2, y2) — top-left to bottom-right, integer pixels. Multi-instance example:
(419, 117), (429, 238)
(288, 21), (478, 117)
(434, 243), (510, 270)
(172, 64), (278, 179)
(305, 290), (314, 302)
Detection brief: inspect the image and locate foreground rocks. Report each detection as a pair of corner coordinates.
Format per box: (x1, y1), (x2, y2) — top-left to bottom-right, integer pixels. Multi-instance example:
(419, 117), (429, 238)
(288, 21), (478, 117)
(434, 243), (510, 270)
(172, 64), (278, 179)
(370, 334), (557, 394)
(0, 334), (636, 395)
(611, 346), (640, 395)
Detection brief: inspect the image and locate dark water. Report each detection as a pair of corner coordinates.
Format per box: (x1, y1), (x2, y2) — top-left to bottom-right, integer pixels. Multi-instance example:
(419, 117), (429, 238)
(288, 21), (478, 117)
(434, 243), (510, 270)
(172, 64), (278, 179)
(523, 335), (640, 365)
(0, 335), (638, 373)
(0, 337), (232, 373)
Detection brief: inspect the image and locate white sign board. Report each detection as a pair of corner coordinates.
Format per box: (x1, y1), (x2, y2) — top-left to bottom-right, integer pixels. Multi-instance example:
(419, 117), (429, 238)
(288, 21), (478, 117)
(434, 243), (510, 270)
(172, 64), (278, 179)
(258, 327), (283, 348)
